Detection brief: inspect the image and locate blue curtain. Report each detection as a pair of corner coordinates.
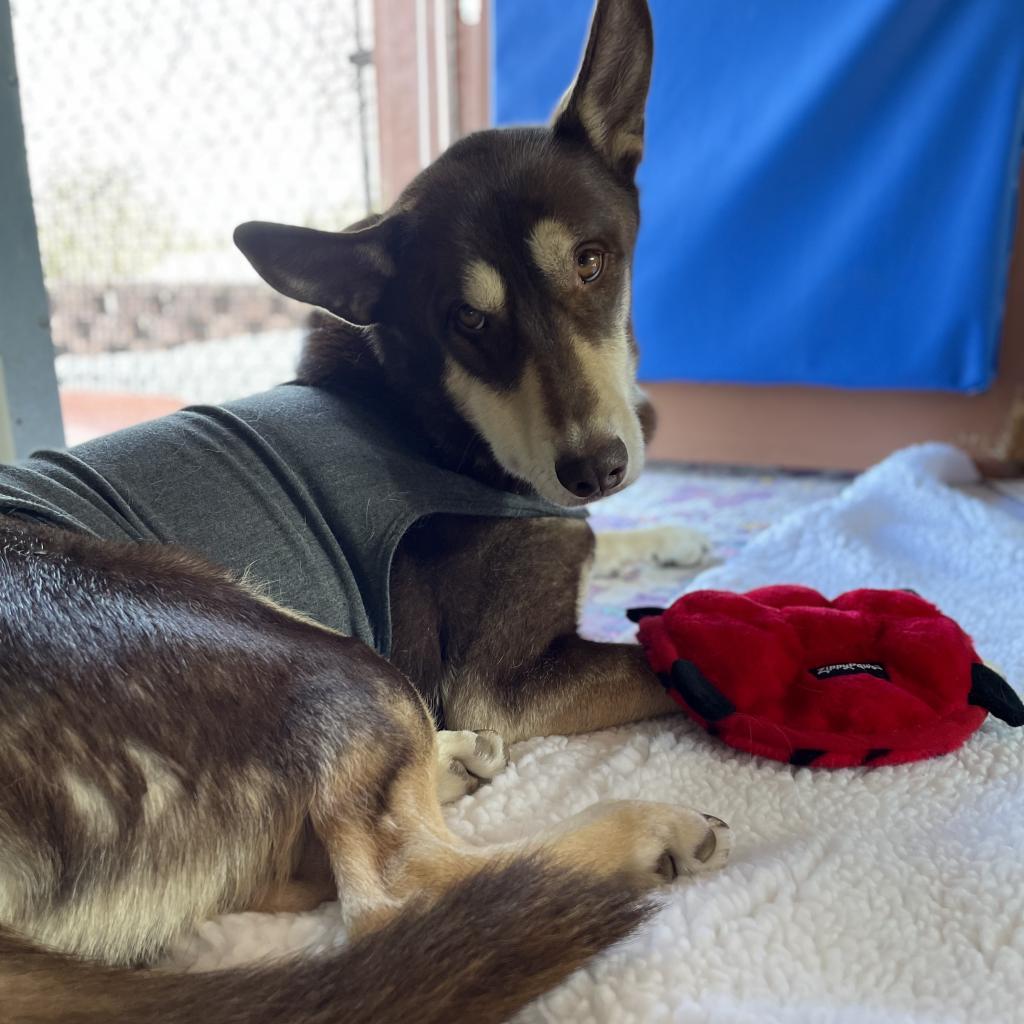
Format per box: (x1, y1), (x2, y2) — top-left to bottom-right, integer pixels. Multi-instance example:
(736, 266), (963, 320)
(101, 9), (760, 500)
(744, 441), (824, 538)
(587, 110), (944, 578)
(494, 0), (1024, 392)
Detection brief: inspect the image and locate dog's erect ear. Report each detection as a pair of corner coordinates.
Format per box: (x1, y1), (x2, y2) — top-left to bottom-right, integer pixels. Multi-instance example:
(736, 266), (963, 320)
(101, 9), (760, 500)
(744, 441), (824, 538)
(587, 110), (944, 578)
(233, 217), (396, 326)
(553, 0), (654, 181)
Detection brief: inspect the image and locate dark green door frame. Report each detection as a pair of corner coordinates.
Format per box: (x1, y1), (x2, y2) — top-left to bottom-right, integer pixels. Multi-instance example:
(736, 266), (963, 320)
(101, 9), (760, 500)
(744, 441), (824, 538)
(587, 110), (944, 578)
(0, 0), (64, 460)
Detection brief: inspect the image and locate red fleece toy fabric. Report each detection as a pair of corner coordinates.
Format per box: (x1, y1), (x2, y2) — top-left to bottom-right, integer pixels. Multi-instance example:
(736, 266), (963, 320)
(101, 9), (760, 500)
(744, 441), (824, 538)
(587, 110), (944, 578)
(631, 586), (1024, 769)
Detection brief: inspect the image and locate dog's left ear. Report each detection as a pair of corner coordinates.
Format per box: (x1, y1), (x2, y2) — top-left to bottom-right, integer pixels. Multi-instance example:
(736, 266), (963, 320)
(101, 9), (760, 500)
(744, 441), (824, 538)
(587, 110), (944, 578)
(233, 216), (397, 326)
(553, 0), (654, 182)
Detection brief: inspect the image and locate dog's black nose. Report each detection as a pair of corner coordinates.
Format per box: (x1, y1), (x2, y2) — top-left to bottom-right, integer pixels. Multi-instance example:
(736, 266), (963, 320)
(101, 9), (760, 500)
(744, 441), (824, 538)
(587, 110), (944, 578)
(555, 439), (628, 499)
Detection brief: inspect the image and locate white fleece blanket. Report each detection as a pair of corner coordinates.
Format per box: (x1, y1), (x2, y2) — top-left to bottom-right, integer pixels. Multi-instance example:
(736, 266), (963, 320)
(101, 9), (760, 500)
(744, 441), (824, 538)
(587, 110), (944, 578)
(167, 445), (1024, 1023)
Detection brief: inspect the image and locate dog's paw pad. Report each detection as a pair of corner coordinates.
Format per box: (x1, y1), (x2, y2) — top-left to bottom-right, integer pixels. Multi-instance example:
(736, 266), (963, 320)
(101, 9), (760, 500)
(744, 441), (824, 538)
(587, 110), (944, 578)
(435, 729), (509, 803)
(652, 814), (731, 882)
(469, 730), (509, 777)
(436, 758), (479, 803)
(691, 814), (732, 873)
(615, 802), (732, 885)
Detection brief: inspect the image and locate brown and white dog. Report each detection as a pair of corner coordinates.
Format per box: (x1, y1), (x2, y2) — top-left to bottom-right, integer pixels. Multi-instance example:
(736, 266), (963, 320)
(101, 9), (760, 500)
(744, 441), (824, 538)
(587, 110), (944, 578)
(1, 2), (729, 1021)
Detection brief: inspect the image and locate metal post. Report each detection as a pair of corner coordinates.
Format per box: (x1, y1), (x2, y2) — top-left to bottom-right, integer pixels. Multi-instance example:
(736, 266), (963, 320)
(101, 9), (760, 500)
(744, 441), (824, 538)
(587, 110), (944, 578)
(351, 0), (375, 215)
(0, 0), (65, 461)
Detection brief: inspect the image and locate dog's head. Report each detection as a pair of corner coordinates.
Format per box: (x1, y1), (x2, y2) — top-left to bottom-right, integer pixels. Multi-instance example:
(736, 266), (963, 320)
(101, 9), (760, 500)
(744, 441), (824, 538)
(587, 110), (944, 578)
(235, 0), (654, 507)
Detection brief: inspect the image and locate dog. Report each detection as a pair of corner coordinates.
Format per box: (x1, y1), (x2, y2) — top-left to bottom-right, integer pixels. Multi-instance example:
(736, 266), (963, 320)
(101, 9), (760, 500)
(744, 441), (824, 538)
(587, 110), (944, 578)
(0, 2), (730, 1021)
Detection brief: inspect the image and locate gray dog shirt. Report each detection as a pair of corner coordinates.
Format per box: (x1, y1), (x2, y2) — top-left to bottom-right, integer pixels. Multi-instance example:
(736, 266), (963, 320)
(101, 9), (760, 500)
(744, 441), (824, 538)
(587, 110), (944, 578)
(0, 384), (581, 655)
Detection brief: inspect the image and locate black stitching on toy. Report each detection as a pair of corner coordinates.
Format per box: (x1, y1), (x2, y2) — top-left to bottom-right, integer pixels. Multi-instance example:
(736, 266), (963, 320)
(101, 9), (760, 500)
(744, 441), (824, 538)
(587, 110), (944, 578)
(789, 748), (824, 766)
(668, 659), (735, 722)
(626, 606), (666, 623)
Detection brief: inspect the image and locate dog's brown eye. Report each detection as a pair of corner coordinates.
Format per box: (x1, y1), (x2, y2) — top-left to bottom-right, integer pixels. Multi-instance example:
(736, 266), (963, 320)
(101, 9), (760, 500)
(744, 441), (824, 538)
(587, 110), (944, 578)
(455, 304), (487, 331)
(576, 249), (604, 283)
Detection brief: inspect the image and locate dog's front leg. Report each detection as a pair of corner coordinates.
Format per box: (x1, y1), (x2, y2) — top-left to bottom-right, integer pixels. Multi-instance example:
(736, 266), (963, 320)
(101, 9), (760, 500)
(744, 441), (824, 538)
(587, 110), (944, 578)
(444, 636), (679, 744)
(396, 515), (680, 744)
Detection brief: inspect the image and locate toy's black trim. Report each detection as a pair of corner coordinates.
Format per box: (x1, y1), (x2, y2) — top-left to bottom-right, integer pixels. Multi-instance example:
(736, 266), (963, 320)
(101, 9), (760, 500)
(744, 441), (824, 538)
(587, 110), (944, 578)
(789, 748), (824, 766)
(968, 663), (1024, 727)
(668, 659), (735, 722)
(626, 606), (666, 623)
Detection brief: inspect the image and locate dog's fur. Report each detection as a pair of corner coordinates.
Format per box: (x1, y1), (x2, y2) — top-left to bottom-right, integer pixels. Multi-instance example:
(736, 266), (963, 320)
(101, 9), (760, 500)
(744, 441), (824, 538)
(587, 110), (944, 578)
(0, 3), (730, 1021)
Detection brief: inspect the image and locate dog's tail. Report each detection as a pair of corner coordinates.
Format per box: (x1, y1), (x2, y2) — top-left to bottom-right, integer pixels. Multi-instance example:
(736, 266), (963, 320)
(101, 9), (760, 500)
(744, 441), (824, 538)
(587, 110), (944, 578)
(1, 855), (653, 1024)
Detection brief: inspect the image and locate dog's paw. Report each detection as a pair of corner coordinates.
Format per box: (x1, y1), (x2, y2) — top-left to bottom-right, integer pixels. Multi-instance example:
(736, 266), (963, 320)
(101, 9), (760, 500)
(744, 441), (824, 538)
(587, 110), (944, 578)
(609, 801), (732, 885)
(593, 525), (710, 577)
(653, 811), (732, 881)
(435, 729), (509, 803)
(647, 524), (712, 569)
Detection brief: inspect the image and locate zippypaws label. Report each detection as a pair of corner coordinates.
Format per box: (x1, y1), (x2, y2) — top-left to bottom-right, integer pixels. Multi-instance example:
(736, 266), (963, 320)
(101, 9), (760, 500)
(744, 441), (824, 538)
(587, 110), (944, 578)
(811, 661), (890, 681)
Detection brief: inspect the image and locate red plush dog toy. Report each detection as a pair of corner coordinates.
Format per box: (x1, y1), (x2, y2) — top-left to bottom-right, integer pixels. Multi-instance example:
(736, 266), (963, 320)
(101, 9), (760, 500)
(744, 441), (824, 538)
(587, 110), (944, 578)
(629, 586), (1024, 768)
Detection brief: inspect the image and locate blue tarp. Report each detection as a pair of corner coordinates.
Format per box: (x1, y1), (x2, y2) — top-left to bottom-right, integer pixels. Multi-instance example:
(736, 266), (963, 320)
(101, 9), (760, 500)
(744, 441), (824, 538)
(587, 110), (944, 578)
(494, 1), (1024, 391)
